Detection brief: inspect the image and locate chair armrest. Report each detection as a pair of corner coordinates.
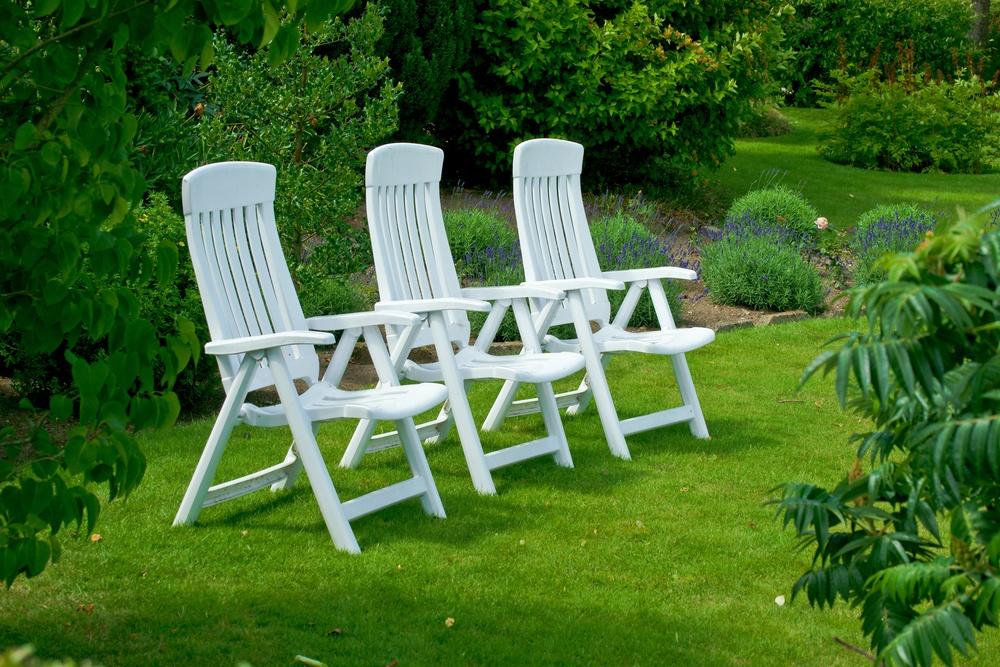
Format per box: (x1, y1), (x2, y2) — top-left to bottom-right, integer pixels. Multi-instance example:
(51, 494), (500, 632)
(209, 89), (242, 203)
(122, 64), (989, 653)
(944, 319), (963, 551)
(306, 311), (422, 331)
(602, 267), (698, 282)
(204, 331), (336, 356)
(374, 297), (492, 314)
(462, 284), (565, 301)
(528, 277), (626, 292)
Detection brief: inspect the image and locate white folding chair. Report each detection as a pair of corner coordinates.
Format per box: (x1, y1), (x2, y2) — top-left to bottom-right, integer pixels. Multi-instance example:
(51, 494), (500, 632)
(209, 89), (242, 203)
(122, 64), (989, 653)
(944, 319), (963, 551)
(485, 138), (715, 460)
(339, 143), (586, 495)
(174, 161), (448, 553)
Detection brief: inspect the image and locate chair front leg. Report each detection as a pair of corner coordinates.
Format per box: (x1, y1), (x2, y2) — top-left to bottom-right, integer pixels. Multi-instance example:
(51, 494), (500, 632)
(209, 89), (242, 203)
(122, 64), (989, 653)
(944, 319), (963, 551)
(670, 353), (710, 439)
(267, 349), (360, 553)
(427, 312), (496, 495)
(174, 354), (258, 526)
(566, 291), (630, 460)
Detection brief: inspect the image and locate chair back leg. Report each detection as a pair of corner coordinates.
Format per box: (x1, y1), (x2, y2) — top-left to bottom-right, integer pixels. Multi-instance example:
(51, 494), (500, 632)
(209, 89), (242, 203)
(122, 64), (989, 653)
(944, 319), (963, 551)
(670, 353), (710, 439)
(396, 419), (447, 518)
(535, 383), (573, 468)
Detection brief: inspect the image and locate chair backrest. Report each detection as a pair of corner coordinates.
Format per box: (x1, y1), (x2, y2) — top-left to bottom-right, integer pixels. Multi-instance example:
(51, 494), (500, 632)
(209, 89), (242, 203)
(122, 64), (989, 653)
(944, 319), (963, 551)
(365, 143), (469, 349)
(512, 139), (611, 327)
(181, 161), (319, 393)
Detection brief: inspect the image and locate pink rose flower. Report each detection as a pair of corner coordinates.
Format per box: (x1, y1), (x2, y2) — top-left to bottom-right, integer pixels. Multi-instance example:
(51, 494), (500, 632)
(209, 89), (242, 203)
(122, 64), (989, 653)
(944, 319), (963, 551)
(814, 217), (829, 230)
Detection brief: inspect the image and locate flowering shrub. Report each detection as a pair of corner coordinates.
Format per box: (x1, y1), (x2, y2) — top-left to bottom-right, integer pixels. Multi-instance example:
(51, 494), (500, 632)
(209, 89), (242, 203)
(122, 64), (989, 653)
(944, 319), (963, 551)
(726, 186), (821, 240)
(851, 204), (937, 284)
(701, 212), (826, 313)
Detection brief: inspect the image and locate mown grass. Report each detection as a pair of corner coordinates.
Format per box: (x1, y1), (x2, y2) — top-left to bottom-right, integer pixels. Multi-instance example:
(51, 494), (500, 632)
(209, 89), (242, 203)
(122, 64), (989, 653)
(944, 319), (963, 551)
(1, 319), (996, 666)
(714, 108), (1000, 228)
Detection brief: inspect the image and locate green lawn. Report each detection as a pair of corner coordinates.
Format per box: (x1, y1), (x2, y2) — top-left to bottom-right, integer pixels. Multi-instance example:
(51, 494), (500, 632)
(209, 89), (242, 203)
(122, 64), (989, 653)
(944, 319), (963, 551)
(1, 319), (997, 666)
(713, 108), (1000, 228)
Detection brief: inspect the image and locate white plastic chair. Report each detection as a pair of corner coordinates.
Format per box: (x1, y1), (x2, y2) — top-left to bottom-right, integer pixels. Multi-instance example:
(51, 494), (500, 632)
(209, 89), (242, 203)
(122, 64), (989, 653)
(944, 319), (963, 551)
(485, 138), (715, 460)
(339, 143), (586, 495)
(174, 161), (448, 554)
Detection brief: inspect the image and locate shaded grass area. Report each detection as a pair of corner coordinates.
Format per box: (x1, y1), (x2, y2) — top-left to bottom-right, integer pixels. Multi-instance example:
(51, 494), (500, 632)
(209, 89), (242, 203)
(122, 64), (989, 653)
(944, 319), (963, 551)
(2, 319), (996, 665)
(714, 108), (1000, 228)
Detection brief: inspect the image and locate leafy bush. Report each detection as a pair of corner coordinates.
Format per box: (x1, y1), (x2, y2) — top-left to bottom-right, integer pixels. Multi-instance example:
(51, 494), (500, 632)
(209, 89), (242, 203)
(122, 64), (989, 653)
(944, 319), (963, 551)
(819, 64), (1000, 173)
(701, 215), (826, 313)
(200, 5), (395, 290)
(785, 0), (975, 105)
(454, 0), (791, 184)
(775, 215), (1000, 665)
(298, 277), (378, 319)
(130, 194), (217, 412)
(736, 103), (793, 139)
(378, 0), (474, 142)
(851, 203), (937, 284)
(0, 0), (350, 587)
(726, 186), (820, 240)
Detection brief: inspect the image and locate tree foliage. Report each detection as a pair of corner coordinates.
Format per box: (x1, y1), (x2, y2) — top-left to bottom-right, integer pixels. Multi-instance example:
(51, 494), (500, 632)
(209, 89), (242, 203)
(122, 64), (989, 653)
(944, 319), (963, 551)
(200, 4), (397, 291)
(775, 215), (1000, 665)
(378, 0), (473, 143)
(0, 0), (352, 587)
(454, 0), (793, 185)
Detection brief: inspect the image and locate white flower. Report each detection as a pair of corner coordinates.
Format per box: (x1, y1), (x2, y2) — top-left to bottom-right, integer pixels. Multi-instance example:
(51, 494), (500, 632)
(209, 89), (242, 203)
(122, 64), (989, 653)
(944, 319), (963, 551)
(775, 595), (786, 606)
(814, 217), (829, 230)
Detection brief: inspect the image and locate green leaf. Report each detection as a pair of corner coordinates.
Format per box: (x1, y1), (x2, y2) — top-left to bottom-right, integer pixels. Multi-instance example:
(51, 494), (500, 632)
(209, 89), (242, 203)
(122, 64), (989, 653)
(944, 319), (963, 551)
(13, 122), (36, 150)
(59, 0), (85, 31)
(49, 394), (73, 421)
(267, 23), (299, 67)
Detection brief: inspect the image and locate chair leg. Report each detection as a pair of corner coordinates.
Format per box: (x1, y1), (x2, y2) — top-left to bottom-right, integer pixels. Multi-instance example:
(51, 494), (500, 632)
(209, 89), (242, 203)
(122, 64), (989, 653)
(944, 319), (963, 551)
(428, 314), (496, 495)
(174, 355), (256, 526)
(567, 293), (630, 460)
(270, 421), (314, 491)
(565, 353), (612, 416)
(396, 419), (446, 518)
(268, 351), (360, 554)
(483, 379), (520, 431)
(670, 353), (710, 439)
(535, 383), (573, 468)
(341, 418), (377, 469)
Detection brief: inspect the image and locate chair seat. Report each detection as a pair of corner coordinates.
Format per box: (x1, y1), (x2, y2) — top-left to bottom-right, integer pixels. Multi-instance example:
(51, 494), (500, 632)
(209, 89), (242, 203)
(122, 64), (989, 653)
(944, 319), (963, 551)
(545, 326), (716, 356)
(241, 381), (449, 427)
(404, 348), (585, 384)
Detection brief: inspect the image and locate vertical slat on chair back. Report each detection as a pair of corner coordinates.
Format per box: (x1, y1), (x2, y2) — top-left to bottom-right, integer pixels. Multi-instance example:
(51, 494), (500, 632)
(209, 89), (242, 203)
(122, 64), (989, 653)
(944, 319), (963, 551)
(365, 144), (469, 349)
(181, 162), (319, 393)
(512, 139), (611, 327)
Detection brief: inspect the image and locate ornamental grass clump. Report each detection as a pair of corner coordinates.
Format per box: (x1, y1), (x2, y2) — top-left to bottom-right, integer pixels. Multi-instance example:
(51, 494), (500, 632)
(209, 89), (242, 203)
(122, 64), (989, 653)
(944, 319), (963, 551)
(701, 212), (826, 314)
(851, 203), (937, 284)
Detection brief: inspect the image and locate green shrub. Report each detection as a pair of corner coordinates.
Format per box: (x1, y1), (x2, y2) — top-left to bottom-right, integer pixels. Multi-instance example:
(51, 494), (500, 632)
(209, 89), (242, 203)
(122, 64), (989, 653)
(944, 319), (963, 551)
(378, 0), (474, 142)
(201, 6), (395, 291)
(851, 203), (937, 284)
(299, 277), (378, 319)
(776, 215), (1000, 665)
(444, 208), (517, 261)
(726, 186), (820, 239)
(736, 103), (792, 139)
(785, 0), (975, 105)
(130, 193), (217, 413)
(591, 213), (684, 327)
(455, 0), (791, 184)
(819, 66), (1000, 173)
(701, 235), (825, 313)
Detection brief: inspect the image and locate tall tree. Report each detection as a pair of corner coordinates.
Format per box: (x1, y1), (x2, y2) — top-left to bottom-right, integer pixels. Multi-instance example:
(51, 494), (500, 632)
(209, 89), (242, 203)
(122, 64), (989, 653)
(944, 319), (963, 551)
(971, 0), (991, 45)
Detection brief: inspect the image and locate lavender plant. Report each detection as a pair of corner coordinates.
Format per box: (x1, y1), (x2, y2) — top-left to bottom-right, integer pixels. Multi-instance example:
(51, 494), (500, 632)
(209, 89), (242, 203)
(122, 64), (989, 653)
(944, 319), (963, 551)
(450, 209), (690, 341)
(701, 211), (826, 313)
(851, 204), (937, 285)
